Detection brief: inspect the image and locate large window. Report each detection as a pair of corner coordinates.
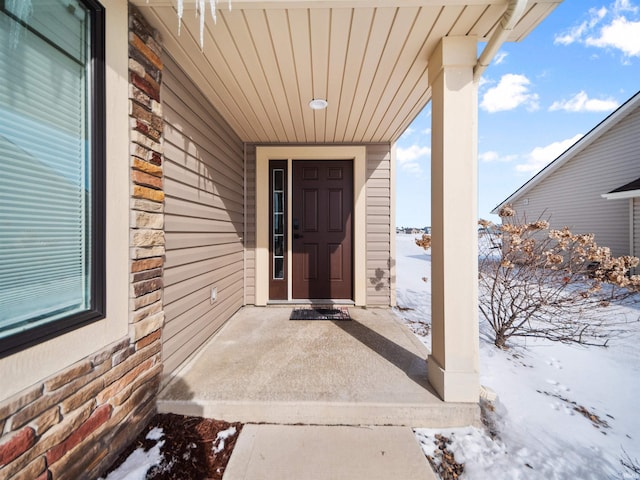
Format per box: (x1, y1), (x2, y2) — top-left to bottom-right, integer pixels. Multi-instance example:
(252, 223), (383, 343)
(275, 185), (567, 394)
(0, 0), (105, 356)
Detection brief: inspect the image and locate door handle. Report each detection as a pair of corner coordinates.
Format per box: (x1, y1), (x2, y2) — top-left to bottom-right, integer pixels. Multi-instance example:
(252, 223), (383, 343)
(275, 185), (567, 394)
(294, 233), (304, 239)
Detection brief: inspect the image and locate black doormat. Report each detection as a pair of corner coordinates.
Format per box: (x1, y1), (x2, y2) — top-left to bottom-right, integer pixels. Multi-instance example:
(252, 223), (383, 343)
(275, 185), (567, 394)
(290, 307), (351, 321)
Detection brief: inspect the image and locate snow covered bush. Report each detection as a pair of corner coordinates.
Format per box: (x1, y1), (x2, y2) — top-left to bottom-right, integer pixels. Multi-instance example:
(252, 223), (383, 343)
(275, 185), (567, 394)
(478, 207), (640, 349)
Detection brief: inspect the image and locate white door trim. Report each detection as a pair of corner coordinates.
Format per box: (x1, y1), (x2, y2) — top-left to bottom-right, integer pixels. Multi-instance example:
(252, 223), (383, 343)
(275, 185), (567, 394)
(255, 146), (367, 306)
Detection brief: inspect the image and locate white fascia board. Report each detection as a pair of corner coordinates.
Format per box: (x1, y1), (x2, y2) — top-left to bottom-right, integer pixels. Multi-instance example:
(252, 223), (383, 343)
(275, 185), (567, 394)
(602, 189), (640, 200)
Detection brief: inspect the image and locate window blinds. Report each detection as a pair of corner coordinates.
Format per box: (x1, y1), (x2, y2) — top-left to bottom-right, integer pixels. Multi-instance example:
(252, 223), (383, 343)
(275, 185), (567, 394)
(0, 1), (91, 338)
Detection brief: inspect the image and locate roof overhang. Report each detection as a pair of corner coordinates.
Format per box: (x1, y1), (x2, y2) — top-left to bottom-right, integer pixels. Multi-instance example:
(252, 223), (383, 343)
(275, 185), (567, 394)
(132, 0), (561, 144)
(602, 190), (640, 200)
(602, 177), (640, 200)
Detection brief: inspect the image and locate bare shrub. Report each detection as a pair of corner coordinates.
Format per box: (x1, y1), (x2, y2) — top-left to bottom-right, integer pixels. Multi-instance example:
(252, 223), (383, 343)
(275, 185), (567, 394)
(478, 206), (640, 348)
(416, 233), (432, 251)
(621, 448), (640, 479)
(415, 234), (432, 282)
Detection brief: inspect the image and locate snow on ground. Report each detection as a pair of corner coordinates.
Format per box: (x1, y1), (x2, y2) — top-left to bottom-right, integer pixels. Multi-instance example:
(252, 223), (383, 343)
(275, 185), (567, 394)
(213, 426), (237, 454)
(100, 428), (166, 480)
(395, 233), (640, 479)
(100, 234), (640, 479)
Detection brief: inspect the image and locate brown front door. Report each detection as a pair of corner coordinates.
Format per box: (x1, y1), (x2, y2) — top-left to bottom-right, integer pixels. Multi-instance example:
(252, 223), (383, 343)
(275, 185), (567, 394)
(292, 160), (353, 300)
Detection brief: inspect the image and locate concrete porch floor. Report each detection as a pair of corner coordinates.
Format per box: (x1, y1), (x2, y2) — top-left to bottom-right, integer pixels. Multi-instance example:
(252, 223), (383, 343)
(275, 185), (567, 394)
(158, 306), (479, 427)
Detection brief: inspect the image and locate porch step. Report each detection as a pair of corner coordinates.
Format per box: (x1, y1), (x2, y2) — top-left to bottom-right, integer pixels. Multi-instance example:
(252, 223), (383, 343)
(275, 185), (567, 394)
(157, 398), (479, 428)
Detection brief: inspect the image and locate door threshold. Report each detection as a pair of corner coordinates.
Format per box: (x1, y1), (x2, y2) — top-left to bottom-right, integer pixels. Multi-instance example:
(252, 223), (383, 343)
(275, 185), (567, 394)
(267, 299), (355, 306)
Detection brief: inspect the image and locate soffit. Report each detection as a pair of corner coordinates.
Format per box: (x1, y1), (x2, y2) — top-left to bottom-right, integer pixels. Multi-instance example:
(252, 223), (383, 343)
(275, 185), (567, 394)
(132, 0), (560, 143)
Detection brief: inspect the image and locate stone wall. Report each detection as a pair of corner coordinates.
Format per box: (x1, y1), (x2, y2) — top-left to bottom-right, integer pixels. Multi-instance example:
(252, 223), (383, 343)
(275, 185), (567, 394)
(128, 4), (165, 347)
(0, 339), (161, 480)
(0, 5), (165, 479)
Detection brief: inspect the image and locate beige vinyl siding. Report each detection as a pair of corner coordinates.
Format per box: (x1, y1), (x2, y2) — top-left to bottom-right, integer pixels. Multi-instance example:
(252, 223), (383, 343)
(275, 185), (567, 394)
(162, 54), (245, 379)
(634, 198), (640, 274)
(366, 144), (393, 306)
(244, 145), (257, 305)
(510, 104), (640, 257)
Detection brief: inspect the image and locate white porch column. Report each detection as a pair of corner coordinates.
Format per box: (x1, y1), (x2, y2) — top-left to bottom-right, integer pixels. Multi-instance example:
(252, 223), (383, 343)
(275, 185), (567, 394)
(427, 36), (480, 403)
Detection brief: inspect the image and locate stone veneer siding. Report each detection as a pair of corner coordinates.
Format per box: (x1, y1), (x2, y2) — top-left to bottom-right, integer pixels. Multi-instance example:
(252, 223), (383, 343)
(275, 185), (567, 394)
(0, 6), (165, 480)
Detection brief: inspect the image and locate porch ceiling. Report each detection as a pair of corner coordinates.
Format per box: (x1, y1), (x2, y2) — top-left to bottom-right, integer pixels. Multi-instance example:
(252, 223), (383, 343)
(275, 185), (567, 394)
(132, 0), (560, 144)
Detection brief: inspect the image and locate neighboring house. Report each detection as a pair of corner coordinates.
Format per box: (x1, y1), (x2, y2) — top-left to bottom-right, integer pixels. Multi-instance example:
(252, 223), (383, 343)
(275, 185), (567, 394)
(492, 91), (640, 259)
(0, 1), (560, 478)
(602, 176), (640, 272)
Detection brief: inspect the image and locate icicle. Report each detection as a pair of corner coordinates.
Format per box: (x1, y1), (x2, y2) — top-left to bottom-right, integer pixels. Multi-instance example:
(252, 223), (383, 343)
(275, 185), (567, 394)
(177, 0), (184, 35)
(209, 0), (217, 25)
(171, 0), (232, 47)
(198, 0), (205, 50)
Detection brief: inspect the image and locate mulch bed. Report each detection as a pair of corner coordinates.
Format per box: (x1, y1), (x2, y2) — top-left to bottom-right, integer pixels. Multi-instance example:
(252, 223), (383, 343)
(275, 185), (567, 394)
(103, 413), (242, 479)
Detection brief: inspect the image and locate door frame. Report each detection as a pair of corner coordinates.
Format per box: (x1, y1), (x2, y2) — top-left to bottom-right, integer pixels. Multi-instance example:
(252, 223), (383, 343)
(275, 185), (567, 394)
(256, 146), (367, 306)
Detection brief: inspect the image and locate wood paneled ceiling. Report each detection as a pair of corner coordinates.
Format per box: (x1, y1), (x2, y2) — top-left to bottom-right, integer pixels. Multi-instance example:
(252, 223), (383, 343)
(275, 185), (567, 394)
(132, 0), (560, 144)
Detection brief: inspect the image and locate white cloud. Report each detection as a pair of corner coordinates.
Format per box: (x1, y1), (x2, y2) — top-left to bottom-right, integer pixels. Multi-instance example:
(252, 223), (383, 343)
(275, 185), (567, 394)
(586, 16), (640, 57)
(494, 51), (508, 65)
(480, 74), (540, 113)
(399, 126), (415, 139)
(480, 151), (499, 162)
(479, 151), (518, 163)
(397, 145), (430, 162)
(399, 126), (431, 143)
(592, 6), (610, 24)
(396, 144), (430, 175)
(549, 91), (619, 112)
(515, 134), (583, 174)
(614, 0), (638, 13)
(554, 23), (588, 45)
(555, 1), (640, 59)
(555, 7), (608, 45)
(478, 76), (490, 89)
(401, 162), (423, 175)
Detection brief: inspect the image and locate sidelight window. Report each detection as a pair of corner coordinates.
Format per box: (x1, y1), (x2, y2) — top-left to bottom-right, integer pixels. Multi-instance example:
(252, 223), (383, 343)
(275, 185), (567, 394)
(272, 169), (285, 280)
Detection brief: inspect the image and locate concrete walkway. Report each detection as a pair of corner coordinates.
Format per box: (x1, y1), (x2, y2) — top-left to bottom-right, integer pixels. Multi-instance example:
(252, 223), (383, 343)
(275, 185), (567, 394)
(158, 306), (479, 427)
(223, 424), (437, 480)
(158, 306), (475, 479)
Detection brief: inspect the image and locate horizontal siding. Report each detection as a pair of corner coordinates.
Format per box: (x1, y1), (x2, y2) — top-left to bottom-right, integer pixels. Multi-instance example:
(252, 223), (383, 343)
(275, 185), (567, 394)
(635, 198), (640, 275)
(244, 145), (256, 304)
(366, 144), (392, 306)
(512, 104), (640, 257)
(163, 292), (243, 377)
(164, 271), (243, 327)
(635, 198), (640, 255)
(162, 54), (245, 380)
(165, 232), (242, 250)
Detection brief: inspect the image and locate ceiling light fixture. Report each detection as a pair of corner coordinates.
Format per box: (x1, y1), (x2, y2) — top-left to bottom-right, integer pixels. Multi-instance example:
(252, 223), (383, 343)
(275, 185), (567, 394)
(309, 98), (328, 110)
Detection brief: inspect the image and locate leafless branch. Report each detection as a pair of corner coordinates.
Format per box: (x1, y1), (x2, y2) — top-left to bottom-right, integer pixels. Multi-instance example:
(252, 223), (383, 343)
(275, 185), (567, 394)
(478, 208), (640, 348)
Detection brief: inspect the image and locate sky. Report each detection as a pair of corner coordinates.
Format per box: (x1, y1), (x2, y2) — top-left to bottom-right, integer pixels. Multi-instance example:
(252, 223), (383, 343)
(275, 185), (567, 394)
(395, 0), (640, 228)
